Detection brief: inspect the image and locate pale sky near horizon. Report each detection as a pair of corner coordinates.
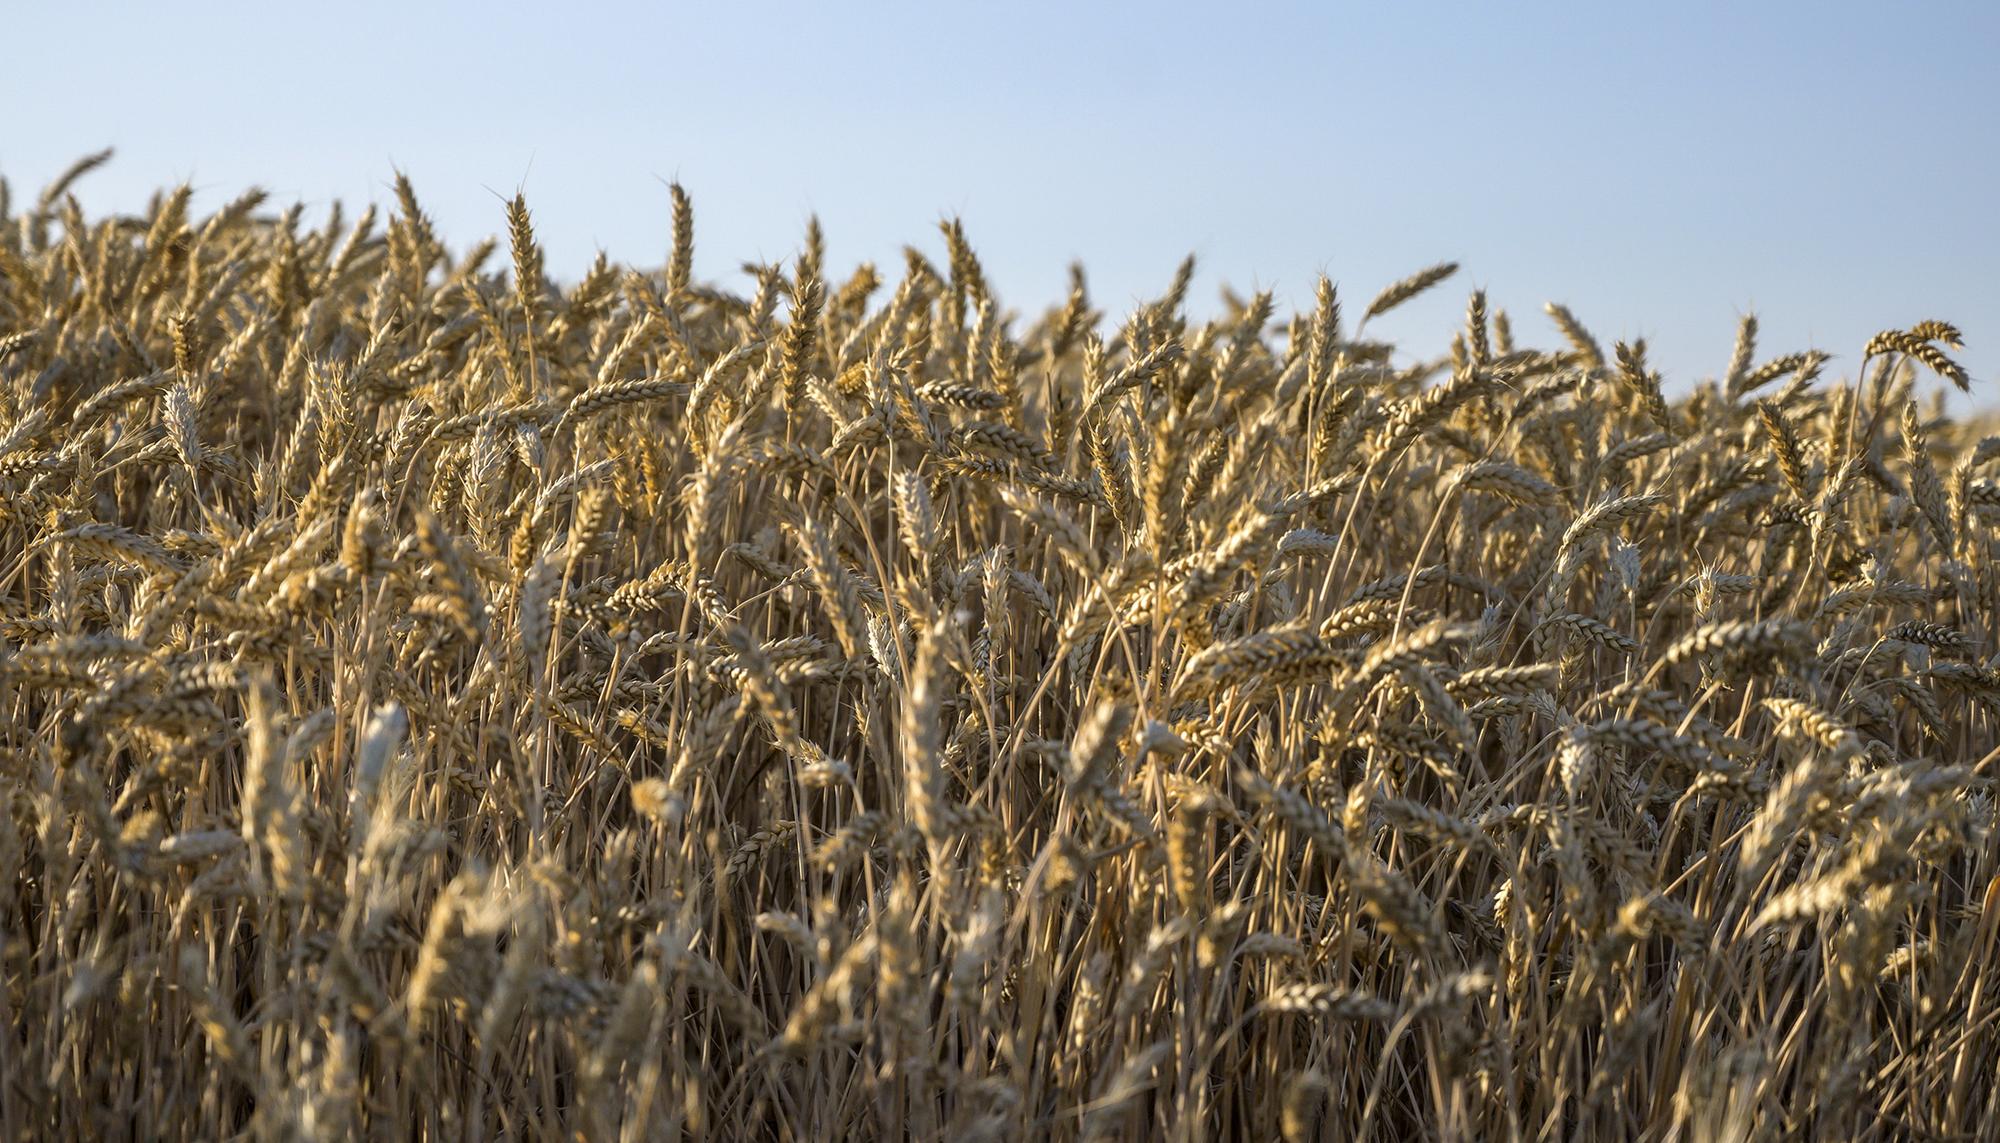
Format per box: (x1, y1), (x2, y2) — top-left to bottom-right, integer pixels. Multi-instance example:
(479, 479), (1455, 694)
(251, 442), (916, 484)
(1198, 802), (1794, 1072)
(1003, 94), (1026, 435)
(6, 1), (1996, 396)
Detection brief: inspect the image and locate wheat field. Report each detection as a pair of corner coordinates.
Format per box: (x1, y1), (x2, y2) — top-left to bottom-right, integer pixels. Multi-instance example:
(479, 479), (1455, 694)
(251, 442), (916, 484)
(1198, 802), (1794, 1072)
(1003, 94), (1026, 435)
(1, 153), (1997, 1140)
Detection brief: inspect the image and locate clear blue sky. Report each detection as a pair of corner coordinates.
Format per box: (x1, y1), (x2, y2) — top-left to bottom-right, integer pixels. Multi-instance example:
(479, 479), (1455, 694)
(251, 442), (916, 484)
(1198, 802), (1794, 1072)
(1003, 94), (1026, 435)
(6, 1), (1996, 395)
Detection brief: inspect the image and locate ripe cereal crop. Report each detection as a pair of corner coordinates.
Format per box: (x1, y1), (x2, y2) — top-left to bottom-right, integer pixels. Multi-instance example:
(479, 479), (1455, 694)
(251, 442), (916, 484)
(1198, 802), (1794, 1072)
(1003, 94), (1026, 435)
(1, 154), (1996, 1139)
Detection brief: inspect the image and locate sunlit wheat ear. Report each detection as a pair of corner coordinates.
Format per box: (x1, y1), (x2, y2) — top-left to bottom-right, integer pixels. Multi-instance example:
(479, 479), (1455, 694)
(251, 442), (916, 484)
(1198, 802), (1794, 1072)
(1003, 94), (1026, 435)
(1361, 261), (1458, 328)
(781, 274), (825, 416)
(1866, 327), (1970, 392)
(1540, 301), (1606, 371)
(667, 182), (695, 297)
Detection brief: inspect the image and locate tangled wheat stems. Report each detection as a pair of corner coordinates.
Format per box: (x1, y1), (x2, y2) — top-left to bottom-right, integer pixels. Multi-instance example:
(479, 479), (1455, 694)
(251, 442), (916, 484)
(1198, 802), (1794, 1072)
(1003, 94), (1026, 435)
(0, 154), (1997, 1139)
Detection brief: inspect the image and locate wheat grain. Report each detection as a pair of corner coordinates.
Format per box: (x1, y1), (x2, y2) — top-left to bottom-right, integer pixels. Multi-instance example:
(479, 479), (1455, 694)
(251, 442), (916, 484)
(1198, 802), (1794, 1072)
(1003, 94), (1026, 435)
(5, 163), (1995, 1142)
